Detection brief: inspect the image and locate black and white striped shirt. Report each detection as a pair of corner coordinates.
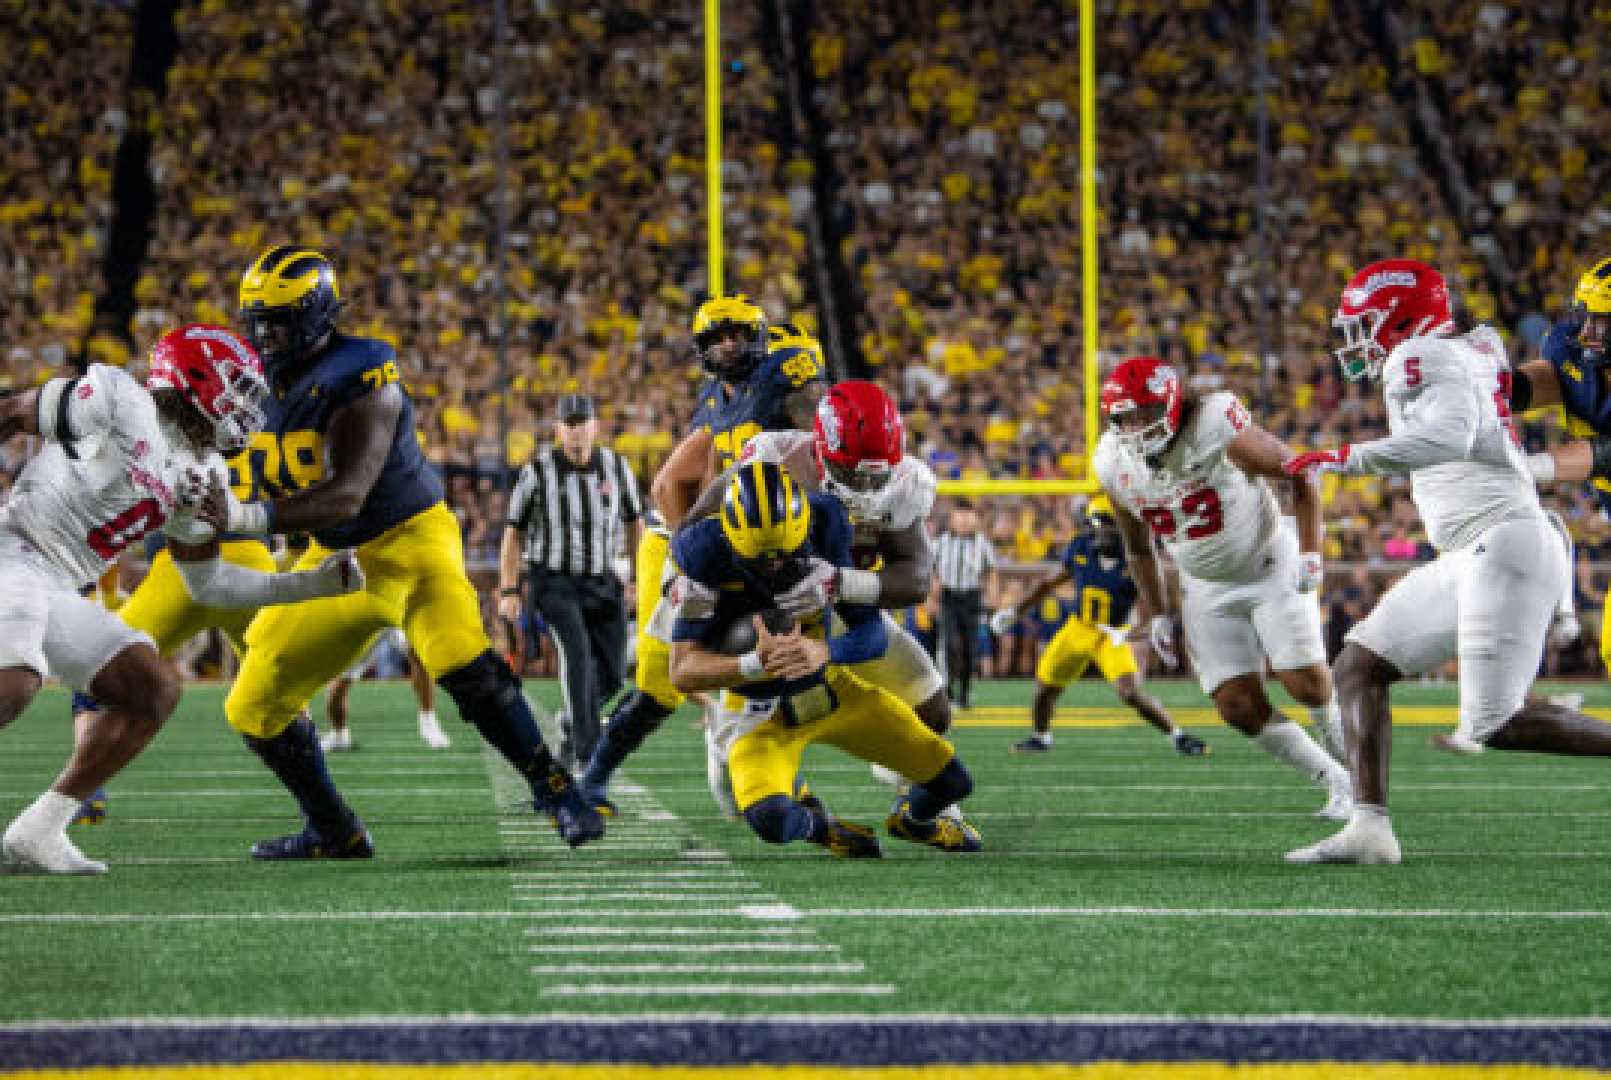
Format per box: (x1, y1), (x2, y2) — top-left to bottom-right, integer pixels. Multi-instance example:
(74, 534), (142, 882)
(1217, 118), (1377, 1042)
(934, 530), (998, 592)
(507, 445), (643, 577)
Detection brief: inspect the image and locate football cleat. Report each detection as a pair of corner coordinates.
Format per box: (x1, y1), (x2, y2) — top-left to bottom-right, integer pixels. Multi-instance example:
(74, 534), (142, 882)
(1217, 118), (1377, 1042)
(251, 821), (374, 861)
(1285, 814), (1402, 866)
(534, 769), (606, 848)
(72, 788), (109, 826)
(578, 779), (619, 818)
(1317, 781), (1355, 822)
(417, 713), (452, 750)
(320, 728), (356, 753)
(3, 821), (108, 875)
(1173, 732), (1210, 757)
(817, 817), (884, 859)
(886, 795), (983, 853)
(1011, 736), (1052, 755)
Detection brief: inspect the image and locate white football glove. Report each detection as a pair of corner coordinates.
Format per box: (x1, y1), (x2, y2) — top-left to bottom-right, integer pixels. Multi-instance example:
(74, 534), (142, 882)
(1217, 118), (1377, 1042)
(1148, 615), (1178, 668)
(175, 466), (213, 509)
(311, 551), (366, 597)
(989, 608), (1017, 636)
(1100, 623), (1130, 649)
(1297, 551), (1324, 593)
(775, 557), (838, 617)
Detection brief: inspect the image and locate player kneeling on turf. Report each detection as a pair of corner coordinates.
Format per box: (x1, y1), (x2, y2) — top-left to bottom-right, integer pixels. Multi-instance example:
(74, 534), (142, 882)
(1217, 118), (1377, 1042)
(668, 460), (982, 857)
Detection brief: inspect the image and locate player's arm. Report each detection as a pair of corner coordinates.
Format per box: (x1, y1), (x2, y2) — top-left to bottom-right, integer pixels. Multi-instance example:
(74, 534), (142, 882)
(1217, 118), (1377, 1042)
(1110, 497), (1167, 619)
(781, 379), (828, 430)
(1227, 420), (1323, 576)
(164, 518), (363, 608)
(0, 387), (42, 441)
(851, 521), (934, 608)
(684, 459), (743, 526)
(1512, 360), (1562, 411)
(1010, 564), (1073, 622)
(210, 386), (405, 536)
(1289, 360), (1477, 477)
(653, 428), (716, 529)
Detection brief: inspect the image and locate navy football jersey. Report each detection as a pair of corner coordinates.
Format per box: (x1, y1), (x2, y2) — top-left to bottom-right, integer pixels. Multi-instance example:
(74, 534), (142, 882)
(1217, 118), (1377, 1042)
(670, 492), (880, 701)
(238, 333), (444, 548)
(1060, 534), (1139, 629)
(691, 342), (824, 470)
(1541, 319), (1611, 514)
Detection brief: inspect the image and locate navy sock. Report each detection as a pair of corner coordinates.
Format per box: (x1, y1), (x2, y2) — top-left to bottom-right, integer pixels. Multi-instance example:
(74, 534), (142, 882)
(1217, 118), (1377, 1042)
(743, 793), (822, 844)
(907, 756), (973, 821)
(583, 691), (671, 789)
(439, 650), (559, 795)
(71, 691), (100, 715)
(243, 715), (356, 838)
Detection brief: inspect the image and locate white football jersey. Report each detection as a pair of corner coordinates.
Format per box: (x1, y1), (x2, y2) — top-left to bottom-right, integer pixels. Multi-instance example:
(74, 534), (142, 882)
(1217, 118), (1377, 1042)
(1094, 391), (1281, 584)
(739, 429), (936, 568)
(1, 364), (221, 588)
(1359, 327), (1539, 552)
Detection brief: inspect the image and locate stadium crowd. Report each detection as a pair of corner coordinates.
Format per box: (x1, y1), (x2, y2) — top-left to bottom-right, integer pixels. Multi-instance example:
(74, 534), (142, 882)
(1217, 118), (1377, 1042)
(2, 0), (1608, 682)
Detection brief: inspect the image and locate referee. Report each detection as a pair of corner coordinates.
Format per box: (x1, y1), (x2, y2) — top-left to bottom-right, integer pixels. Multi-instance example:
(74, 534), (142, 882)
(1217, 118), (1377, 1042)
(499, 394), (644, 769)
(933, 499), (999, 710)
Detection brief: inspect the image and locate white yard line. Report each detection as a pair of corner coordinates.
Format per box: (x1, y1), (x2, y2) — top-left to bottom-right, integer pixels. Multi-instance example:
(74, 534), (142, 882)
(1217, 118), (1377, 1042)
(528, 963), (866, 975)
(539, 983), (897, 997)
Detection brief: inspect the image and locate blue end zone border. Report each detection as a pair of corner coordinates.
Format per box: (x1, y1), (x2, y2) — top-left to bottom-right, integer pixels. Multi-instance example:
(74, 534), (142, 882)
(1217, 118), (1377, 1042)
(3, 1020), (1611, 1070)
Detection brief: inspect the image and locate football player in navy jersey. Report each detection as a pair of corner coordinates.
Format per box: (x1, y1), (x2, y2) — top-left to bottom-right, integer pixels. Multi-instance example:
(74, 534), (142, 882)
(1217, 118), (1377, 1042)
(996, 497), (1206, 756)
(199, 246), (603, 858)
(668, 460), (981, 855)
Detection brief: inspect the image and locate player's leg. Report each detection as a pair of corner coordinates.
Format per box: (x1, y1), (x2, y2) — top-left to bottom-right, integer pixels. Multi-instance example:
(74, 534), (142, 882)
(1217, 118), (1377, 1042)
(407, 644), (448, 749)
(848, 615), (952, 802)
(728, 712), (881, 858)
(1254, 559), (1348, 765)
(1287, 556), (1458, 865)
(1016, 618), (1092, 753)
(816, 671), (981, 852)
(397, 505), (600, 846)
(1185, 577), (1347, 812)
(6, 586), (179, 875)
(323, 674), (357, 751)
(227, 572), (389, 860)
(580, 604), (681, 811)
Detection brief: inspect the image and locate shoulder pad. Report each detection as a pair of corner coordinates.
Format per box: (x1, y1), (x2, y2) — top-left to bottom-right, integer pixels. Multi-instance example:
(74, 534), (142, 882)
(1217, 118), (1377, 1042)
(1542, 322), (1582, 368)
(1186, 390), (1249, 457)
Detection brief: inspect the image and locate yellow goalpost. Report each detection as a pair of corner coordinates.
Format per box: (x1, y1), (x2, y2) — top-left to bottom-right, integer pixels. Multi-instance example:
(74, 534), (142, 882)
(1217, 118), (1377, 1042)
(703, 0), (1103, 498)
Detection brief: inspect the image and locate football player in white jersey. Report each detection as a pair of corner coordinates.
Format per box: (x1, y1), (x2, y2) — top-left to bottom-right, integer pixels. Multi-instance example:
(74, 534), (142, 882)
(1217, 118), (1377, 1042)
(1094, 356), (1353, 821)
(1284, 259), (1611, 865)
(0, 325), (362, 874)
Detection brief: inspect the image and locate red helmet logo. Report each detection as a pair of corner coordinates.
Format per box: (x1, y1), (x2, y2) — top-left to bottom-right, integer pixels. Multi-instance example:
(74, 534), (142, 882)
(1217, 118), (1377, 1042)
(813, 380), (903, 518)
(147, 324), (269, 454)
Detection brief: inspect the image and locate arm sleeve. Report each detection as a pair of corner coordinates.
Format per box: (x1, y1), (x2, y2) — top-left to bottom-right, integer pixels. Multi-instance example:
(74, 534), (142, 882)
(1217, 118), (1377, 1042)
(1349, 368), (1479, 475)
(667, 574), (721, 643)
(36, 365), (123, 454)
(173, 554), (342, 608)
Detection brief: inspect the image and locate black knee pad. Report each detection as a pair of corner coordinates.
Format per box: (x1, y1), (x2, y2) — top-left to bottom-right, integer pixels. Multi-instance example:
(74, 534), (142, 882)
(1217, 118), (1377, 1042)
(920, 756), (973, 805)
(439, 650), (520, 718)
(743, 794), (799, 844)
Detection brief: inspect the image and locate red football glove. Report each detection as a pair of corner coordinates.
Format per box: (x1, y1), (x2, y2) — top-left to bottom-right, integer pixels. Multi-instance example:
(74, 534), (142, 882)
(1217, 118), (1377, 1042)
(1283, 445), (1352, 476)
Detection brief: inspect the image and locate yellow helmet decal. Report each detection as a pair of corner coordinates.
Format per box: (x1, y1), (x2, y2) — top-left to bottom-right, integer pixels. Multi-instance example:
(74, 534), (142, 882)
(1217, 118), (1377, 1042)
(1086, 494), (1115, 521)
(693, 294), (766, 336)
(1574, 256), (1611, 316)
(721, 460), (811, 559)
(239, 245), (340, 311)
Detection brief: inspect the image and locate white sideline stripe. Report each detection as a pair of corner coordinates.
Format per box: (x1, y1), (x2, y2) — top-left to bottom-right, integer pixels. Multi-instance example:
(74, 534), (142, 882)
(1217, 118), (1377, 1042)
(531, 964), (863, 976)
(528, 943), (835, 954)
(529, 926), (813, 937)
(7, 1011), (1611, 1029)
(540, 983), (897, 997)
(517, 892), (776, 904)
(509, 869), (748, 880)
(630, 783), (1611, 794)
(0, 788), (487, 799)
(513, 881), (762, 892)
(160, 769), (482, 779)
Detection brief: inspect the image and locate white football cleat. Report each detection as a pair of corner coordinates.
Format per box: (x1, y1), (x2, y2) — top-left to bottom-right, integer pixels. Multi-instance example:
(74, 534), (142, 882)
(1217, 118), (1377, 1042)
(418, 712), (451, 750)
(704, 725), (738, 820)
(1431, 730), (1485, 755)
(320, 727), (355, 752)
(3, 821), (108, 875)
(937, 802), (965, 825)
(1285, 814), (1402, 866)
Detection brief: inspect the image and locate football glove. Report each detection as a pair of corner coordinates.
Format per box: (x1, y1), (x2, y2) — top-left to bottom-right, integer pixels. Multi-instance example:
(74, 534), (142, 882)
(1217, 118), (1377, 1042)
(1297, 551), (1324, 592)
(1284, 445), (1353, 477)
(989, 608), (1017, 636)
(1148, 615), (1178, 668)
(774, 557), (838, 617)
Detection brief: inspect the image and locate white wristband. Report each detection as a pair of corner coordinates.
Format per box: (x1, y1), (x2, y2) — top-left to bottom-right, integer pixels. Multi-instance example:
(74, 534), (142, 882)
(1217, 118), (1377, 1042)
(836, 567), (880, 606)
(1527, 451), (1556, 484)
(229, 499), (271, 536)
(738, 651), (765, 680)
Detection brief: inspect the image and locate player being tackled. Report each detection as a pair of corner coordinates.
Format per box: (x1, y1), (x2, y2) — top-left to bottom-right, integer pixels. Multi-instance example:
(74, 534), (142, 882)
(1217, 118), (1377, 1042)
(667, 460), (982, 856)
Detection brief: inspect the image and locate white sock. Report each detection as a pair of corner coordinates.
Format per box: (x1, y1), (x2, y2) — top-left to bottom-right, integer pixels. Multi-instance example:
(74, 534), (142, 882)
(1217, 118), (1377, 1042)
(1353, 802), (1390, 824)
(1034, 731), (1053, 747)
(28, 790), (83, 834)
(1308, 695), (1345, 761)
(418, 709), (437, 728)
(1254, 719), (1348, 790)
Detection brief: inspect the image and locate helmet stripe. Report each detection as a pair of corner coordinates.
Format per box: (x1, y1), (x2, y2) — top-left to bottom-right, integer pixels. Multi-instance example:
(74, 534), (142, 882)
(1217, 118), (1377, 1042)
(257, 245), (310, 275)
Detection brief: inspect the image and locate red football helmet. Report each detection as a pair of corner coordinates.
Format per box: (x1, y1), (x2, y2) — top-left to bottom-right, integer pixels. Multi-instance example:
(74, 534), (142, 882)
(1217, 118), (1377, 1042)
(813, 380), (903, 518)
(1334, 258), (1454, 380)
(1100, 356), (1182, 458)
(147, 324), (269, 454)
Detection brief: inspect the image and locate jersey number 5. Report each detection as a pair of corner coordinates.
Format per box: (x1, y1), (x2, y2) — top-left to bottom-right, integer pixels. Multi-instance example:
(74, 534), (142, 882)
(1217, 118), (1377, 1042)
(1140, 489), (1224, 541)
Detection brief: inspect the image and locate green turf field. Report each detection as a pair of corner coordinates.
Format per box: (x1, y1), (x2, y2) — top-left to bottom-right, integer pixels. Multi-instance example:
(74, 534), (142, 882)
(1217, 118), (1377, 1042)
(4, 678), (1610, 1024)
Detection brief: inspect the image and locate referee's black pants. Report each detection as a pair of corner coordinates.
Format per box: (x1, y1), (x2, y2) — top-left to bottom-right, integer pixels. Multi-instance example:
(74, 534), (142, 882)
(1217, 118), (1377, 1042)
(939, 587), (983, 708)
(528, 569), (626, 766)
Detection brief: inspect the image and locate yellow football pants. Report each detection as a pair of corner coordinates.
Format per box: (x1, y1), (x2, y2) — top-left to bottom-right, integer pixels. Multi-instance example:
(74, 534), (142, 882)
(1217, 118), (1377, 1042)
(1035, 617), (1138, 689)
(118, 540), (278, 656)
(225, 502), (488, 738)
(727, 668), (956, 812)
(633, 528), (684, 710)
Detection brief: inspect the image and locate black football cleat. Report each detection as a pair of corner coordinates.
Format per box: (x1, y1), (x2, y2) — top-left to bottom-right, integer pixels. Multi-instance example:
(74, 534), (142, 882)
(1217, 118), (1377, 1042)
(1173, 732), (1210, 757)
(886, 794), (983, 853)
(251, 821), (374, 861)
(535, 769), (606, 848)
(1011, 736), (1051, 755)
(799, 789), (881, 858)
(71, 788), (108, 826)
